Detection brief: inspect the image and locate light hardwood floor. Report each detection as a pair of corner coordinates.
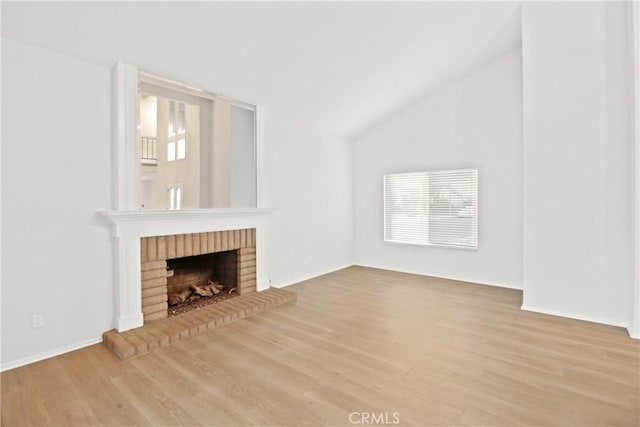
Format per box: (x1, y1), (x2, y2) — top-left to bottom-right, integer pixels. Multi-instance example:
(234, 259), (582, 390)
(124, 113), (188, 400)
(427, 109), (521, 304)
(2, 266), (639, 426)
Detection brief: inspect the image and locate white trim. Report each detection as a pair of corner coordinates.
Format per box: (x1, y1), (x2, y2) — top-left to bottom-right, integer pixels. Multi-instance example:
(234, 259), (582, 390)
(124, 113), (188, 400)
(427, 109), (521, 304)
(114, 62), (139, 211)
(116, 313), (145, 333)
(630, 0), (640, 343)
(100, 208), (275, 228)
(383, 240), (478, 251)
(0, 336), (103, 372)
(138, 71), (256, 111)
(521, 304), (630, 331)
(256, 105), (266, 208)
(271, 263), (355, 288)
(384, 168), (479, 177)
(255, 223), (269, 293)
(353, 263), (523, 290)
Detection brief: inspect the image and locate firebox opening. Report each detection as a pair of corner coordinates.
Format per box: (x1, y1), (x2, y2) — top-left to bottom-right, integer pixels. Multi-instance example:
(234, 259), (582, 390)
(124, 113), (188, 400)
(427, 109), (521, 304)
(166, 250), (239, 317)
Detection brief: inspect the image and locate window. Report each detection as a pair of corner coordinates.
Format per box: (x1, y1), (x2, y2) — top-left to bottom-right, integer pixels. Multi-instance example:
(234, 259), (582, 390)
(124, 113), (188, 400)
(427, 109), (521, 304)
(167, 101), (186, 161)
(131, 67), (259, 210)
(384, 169), (478, 249)
(168, 184), (183, 210)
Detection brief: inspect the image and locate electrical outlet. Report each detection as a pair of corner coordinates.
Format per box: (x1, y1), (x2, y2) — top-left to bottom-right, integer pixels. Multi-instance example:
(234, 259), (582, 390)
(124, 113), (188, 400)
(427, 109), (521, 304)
(32, 314), (44, 329)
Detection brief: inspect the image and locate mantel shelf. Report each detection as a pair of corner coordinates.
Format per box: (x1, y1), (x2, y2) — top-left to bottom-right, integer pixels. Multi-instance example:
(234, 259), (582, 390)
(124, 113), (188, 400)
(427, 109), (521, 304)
(100, 208), (276, 225)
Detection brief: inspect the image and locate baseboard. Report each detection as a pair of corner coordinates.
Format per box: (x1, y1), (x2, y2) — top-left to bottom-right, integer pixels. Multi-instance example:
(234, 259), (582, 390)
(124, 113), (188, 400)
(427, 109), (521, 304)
(0, 336), (103, 372)
(354, 263), (523, 290)
(270, 263), (354, 289)
(628, 327), (640, 339)
(520, 303), (631, 332)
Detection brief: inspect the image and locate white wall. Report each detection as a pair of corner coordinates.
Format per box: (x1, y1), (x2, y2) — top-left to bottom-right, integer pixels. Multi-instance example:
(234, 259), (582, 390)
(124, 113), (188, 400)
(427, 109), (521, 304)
(1, 39), (114, 368)
(521, 2), (634, 327)
(353, 47), (523, 289)
(267, 124), (354, 287)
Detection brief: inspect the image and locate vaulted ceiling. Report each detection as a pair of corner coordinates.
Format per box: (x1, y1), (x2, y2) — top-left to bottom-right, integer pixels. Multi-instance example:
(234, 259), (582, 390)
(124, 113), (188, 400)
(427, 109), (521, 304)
(1, 1), (521, 138)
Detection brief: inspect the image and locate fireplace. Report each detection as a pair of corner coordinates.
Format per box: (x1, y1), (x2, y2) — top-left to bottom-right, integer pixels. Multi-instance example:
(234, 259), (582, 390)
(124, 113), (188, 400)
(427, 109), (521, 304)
(100, 210), (298, 359)
(166, 251), (238, 316)
(100, 208), (274, 332)
(140, 228), (257, 322)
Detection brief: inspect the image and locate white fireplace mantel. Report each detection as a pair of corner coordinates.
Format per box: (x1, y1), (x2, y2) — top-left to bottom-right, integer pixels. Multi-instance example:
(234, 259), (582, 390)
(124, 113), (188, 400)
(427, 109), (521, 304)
(100, 208), (275, 332)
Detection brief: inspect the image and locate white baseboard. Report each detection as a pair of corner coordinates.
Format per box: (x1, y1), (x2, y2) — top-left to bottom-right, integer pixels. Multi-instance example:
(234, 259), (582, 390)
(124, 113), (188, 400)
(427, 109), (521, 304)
(1, 336), (103, 372)
(520, 303), (632, 332)
(270, 263), (354, 289)
(354, 263), (523, 290)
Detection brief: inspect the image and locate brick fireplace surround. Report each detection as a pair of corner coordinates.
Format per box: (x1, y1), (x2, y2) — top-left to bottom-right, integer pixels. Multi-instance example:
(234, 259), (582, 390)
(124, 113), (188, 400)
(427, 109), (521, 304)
(100, 208), (276, 333)
(99, 209), (298, 360)
(141, 229), (257, 321)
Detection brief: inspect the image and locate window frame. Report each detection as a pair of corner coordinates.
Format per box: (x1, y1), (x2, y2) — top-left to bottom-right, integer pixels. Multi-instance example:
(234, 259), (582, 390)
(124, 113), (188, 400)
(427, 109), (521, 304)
(383, 169), (478, 250)
(114, 62), (265, 211)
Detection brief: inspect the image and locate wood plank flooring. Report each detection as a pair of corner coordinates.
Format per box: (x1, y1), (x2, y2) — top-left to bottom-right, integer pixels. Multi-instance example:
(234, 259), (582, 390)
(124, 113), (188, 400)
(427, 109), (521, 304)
(2, 266), (639, 426)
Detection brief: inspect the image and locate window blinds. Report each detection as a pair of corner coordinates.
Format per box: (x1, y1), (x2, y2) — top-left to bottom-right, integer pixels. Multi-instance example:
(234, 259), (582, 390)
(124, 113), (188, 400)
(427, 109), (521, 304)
(384, 169), (478, 249)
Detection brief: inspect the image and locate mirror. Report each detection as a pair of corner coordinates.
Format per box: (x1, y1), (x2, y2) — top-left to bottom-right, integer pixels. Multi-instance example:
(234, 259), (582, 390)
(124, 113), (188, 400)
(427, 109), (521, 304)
(137, 73), (257, 209)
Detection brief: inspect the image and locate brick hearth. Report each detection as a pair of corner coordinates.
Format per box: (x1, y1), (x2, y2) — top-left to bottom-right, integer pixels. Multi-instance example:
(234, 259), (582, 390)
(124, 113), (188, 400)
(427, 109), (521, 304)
(104, 287), (296, 360)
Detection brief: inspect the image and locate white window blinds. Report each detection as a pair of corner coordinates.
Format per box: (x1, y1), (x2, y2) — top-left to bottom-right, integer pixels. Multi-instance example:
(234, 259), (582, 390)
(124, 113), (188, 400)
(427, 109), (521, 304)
(384, 169), (478, 249)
